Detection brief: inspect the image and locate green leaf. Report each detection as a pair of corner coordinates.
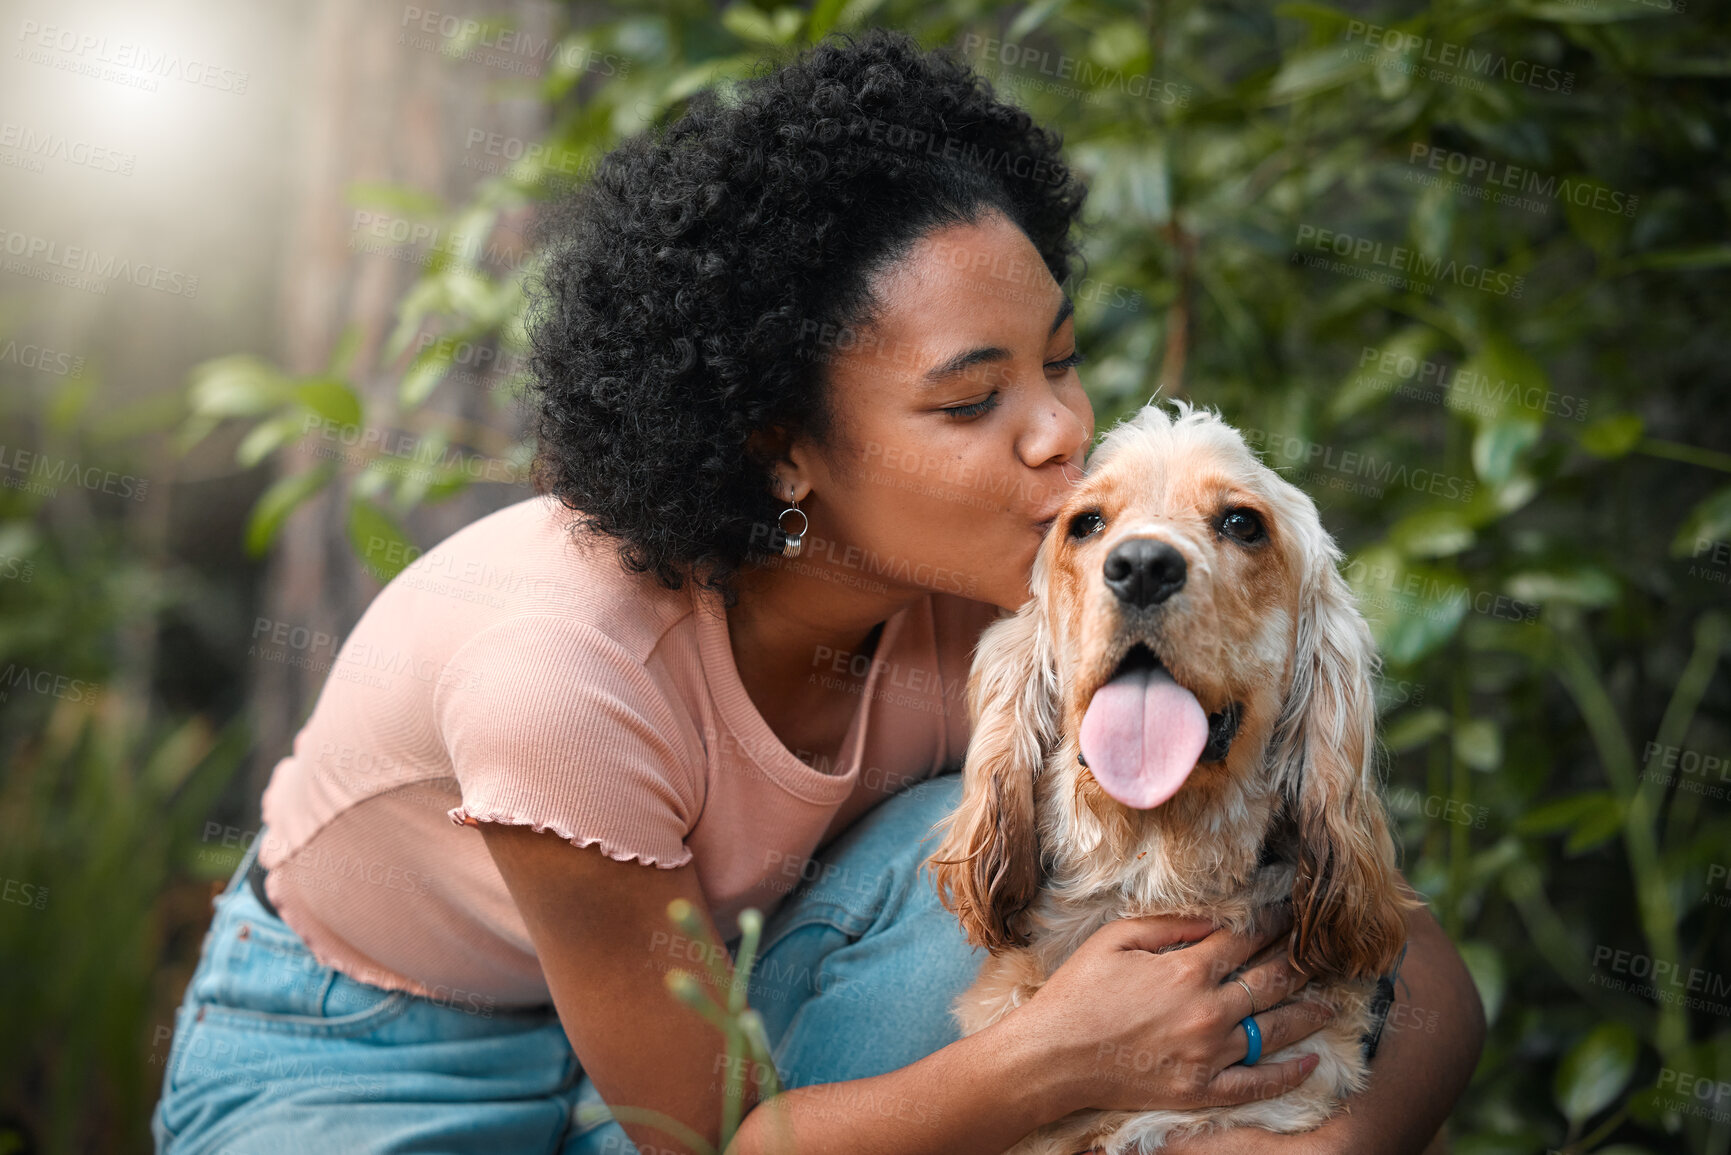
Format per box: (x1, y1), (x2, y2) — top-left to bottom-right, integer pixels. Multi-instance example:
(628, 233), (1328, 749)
(244, 465), (335, 556)
(1473, 417), (1543, 486)
(1564, 802), (1625, 854)
(1371, 44), (1412, 100)
(352, 466), (390, 503)
(721, 4), (785, 45)
(1383, 707), (1448, 751)
(1506, 568), (1620, 608)
(1264, 44), (1370, 104)
(294, 378), (364, 431)
(1070, 140), (1171, 226)
(0, 523), (38, 560)
(187, 356), (296, 418)
(399, 344), (454, 408)
(1579, 413), (1644, 457)
(1454, 335), (1550, 428)
(325, 325), (364, 378)
(1560, 174), (1635, 259)
(1489, 470), (1541, 517)
(175, 412), (223, 455)
(1618, 244), (1731, 272)
(1457, 940), (1505, 1025)
(41, 373), (97, 434)
(1454, 718), (1502, 771)
(1377, 586), (1469, 666)
(84, 389), (186, 444)
(349, 498), (417, 582)
(806, 0), (847, 40)
(1553, 1022), (1639, 1127)
(770, 7), (803, 41)
(140, 716), (215, 797)
(1410, 182), (1453, 258)
(235, 411), (310, 469)
(1347, 550), (1469, 665)
(184, 844), (244, 881)
(1007, 0), (1069, 41)
(1089, 18), (1148, 72)
(346, 181), (444, 219)
(1390, 508), (1476, 558)
(1273, 2), (1358, 40)
(1668, 484), (1731, 556)
(1517, 0), (1682, 21)
(1329, 327), (1442, 421)
(1514, 791), (1620, 836)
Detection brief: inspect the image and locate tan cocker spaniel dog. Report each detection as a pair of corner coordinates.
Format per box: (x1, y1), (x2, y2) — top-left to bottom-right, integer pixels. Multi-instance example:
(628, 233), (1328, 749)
(928, 400), (1423, 1154)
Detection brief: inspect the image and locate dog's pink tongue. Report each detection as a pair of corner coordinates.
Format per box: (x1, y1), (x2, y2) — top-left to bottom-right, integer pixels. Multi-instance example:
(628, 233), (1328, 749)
(1079, 663), (1209, 809)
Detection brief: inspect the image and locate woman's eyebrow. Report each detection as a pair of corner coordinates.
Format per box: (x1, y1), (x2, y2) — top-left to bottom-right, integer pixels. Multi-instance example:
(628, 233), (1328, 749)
(919, 294), (1077, 387)
(1050, 294), (1075, 335)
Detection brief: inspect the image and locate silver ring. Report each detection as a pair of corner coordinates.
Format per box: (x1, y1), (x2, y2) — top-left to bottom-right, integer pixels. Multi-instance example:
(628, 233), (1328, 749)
(1231, 977), (1257, 1017)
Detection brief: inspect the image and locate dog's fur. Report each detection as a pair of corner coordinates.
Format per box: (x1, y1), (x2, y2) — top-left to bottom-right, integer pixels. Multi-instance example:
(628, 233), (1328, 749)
(926, 400), (1423, 1154)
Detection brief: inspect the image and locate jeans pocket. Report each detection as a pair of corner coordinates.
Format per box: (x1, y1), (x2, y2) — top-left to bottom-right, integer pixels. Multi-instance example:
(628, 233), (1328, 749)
(181, 890), (412, 1039)
(165, 986), (414, 1107)
(186, 985), (413, 1037)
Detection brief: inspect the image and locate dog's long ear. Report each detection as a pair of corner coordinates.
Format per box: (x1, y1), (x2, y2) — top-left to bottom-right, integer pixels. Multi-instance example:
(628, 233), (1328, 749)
(926, 598), (1057, 954)
(1273, 523), (1424, 981)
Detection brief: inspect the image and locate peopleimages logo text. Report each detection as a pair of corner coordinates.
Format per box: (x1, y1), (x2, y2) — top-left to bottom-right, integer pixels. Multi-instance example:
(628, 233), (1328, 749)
(1293, 225), (1524, 299)
(1344, 21), (1574, 94)
(1408, 144), (1638, 217)
(0, 229), (198, 297)
(16, 20), (249, 93)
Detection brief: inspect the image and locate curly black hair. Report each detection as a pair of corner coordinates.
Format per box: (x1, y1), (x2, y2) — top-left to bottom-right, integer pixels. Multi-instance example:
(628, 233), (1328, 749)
(525, 26), (1088, 608)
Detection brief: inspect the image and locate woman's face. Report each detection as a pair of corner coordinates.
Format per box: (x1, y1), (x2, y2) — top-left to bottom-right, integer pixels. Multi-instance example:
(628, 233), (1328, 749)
(781, 209), (1095, 613)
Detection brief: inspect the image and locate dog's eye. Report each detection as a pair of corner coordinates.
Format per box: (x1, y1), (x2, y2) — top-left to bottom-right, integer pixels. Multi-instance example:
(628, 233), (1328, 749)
(1068, 511), (1105, 540)
(1219, 508), (1266, 544)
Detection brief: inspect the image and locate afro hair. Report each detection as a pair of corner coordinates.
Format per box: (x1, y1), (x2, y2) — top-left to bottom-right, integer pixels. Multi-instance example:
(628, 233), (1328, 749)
(525, 25), (1088, 608)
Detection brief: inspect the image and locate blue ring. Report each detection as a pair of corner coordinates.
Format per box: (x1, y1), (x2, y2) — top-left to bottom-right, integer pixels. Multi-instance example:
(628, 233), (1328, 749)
(1239, 1015), (1263, 1066)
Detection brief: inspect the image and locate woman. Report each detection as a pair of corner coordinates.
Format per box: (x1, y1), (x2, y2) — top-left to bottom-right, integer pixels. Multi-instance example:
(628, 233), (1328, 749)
(152, 28), (1483, 1155)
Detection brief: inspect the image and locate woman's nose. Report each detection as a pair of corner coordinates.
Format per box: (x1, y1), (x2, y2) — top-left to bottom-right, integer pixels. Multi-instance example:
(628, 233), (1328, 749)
(1026, 401), (1090, 472)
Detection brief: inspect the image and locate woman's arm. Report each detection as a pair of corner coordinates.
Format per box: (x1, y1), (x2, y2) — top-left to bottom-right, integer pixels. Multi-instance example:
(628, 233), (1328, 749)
(1162, 886), (1487, 1155)
(482, 824), (1074, 1155)
(725, 1013), (1070, 1155)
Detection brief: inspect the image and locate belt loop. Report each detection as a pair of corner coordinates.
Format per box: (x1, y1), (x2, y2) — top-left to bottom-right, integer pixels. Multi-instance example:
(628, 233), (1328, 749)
(242, 825), (281, 920)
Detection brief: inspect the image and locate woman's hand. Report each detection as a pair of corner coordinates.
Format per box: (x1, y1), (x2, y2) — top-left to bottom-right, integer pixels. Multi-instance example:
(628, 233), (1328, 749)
(1010, 901), (1337, 1115)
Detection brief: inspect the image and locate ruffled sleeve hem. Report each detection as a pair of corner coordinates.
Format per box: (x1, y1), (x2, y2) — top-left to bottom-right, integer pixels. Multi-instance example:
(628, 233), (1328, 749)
(447, 805), (693, 870)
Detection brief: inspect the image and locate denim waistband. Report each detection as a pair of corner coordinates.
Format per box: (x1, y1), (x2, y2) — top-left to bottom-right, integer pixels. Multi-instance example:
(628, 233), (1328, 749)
(246, 843), (280, 920)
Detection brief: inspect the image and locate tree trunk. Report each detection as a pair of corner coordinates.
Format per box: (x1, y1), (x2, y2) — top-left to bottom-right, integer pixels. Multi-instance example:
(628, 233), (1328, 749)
(251, 0), (551, 797)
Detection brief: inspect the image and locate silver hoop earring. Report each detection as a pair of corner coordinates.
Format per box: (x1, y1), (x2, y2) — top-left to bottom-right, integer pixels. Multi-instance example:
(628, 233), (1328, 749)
(777, 490), (807, 558)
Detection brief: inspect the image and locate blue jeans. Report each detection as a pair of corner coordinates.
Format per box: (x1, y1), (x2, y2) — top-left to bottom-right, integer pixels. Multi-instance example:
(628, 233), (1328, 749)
(152, 772), (983, 1154)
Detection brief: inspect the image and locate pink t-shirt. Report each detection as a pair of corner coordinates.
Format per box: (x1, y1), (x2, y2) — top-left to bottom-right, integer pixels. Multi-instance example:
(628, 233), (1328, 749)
(257, 494), (1000, 1009)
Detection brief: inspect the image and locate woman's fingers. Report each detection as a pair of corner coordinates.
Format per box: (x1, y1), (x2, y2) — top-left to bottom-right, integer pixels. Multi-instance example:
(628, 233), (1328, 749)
(1220, 949), (1312, 1018)
(1190, 901), (1295, 977)
(1220, 997), (1338, 1068)
(1104, 913), (1226, 956)
(1199, 1053), (1320, 1109)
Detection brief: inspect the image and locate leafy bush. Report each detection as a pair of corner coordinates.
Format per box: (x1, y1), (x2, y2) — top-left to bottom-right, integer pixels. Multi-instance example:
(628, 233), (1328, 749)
(0, 384), (247, 1153)
(6, 1), (1727, 1152)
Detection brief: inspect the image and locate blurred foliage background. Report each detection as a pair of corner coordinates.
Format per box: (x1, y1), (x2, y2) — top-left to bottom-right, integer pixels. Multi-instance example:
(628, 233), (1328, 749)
(2, 0), (1729, 1151)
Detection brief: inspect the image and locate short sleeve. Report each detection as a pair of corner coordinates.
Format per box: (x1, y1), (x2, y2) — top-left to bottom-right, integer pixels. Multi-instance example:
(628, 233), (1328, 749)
(436, 614), (701, 869)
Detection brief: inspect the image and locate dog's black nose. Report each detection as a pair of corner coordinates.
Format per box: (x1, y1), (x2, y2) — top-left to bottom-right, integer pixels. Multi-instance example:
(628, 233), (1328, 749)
(1103, 538), (1187, 607)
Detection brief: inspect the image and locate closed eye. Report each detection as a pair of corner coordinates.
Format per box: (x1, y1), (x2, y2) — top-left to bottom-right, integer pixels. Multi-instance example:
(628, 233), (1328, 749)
(941, 393), (1000, 420)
